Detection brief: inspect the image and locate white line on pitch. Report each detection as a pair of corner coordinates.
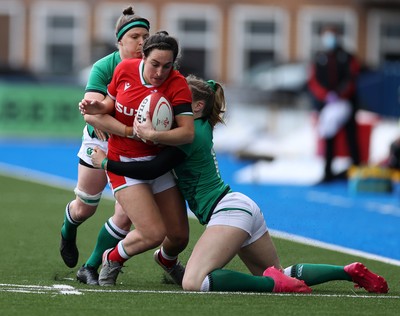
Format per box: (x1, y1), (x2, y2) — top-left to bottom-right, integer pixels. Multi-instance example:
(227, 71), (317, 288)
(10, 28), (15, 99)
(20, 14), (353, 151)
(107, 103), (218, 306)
(0, 283), (398, 299)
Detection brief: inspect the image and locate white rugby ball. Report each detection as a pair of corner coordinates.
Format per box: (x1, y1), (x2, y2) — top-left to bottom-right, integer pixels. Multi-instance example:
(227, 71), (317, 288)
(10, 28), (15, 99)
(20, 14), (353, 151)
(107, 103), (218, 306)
(137, 92), (173, 131)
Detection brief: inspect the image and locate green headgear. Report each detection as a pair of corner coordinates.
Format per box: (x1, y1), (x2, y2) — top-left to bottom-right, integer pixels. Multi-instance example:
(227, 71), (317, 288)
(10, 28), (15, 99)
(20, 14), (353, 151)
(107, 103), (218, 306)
(116, 19), (150, 41)
(206, 80), (217, 92)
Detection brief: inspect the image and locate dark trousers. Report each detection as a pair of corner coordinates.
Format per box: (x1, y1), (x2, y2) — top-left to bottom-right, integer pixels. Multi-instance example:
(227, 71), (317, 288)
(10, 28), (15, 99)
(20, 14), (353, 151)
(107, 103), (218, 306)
(324, 114), (360, 178)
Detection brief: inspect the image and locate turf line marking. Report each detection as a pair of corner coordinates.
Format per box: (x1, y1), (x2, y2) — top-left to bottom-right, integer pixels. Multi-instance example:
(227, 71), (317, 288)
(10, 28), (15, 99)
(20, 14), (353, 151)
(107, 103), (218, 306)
(0, 283), (398, 299)
(270, 229), (400, 267)
(307, 190), (400, 217)
(82, 288), (398, 299)
(0, 284), (82, 295)
(0, 162), (113, 196)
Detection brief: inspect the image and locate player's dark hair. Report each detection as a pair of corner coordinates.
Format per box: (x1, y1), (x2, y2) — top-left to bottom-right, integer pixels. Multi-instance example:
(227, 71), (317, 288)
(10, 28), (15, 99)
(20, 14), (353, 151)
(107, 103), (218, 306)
(115, 6), (150, 42)
(186, 74), (226, 129)
(142, 31), (180, 66)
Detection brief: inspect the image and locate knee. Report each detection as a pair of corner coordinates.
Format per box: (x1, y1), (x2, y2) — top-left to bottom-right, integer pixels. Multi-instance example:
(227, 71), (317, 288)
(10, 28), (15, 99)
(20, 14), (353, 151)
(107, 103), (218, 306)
(166, 224), (189, 250)
(148, 235), (165, 248)
(112, 208), (131, 231)
(74, 187), (102, 207)
(142, 226), (167, 248)
(182, 276), (201, 292)
(69, 199), (97, 221)
(168, 234), (189, 251)
(182, 271), (204, 292)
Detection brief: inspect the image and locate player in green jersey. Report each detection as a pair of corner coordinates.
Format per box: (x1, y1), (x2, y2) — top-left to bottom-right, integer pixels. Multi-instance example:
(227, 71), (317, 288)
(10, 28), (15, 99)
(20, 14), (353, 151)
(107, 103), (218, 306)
(90, 75), (388, 293)
(61, 7), (189, 287)
(60, 6), (150, 282)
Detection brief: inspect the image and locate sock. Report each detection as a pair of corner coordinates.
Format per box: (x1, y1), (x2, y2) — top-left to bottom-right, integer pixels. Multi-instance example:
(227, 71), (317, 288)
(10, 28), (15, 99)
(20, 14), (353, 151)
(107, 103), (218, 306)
(158, 247), (178, 268)
(84, 217), (129, 269)
(284, 263), (352, 286)
(200, 275), (210, 291)
(108, 241), (131, 263)
(202, 269), (275, 292)
(61, 202), (82, 240)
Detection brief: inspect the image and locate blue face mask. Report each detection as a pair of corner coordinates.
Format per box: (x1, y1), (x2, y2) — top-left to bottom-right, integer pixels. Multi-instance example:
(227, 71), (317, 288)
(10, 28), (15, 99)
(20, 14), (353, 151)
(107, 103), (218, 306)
(321, 32), (337, 50)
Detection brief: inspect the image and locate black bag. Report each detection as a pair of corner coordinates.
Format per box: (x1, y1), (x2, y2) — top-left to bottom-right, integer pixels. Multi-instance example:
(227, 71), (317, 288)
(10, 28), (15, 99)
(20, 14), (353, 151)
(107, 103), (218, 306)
(388, 138), (400, 169)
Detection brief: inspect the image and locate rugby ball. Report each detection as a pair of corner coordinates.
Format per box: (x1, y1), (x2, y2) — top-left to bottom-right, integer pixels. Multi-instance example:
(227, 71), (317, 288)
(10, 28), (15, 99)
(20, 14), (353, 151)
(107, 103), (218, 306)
(136, 92), (173, 131)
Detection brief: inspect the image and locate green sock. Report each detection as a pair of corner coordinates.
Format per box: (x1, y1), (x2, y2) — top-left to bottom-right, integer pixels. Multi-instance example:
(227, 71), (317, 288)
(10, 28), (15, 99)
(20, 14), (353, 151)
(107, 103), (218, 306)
(85, 219), (128, 269)
(208, 269), (274, 292)
(287, 263), (352, 286)
(60, 203), (80, 241)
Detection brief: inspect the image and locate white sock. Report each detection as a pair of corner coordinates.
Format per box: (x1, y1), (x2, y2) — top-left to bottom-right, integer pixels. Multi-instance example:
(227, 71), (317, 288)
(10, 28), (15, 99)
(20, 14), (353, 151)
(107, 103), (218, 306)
(200, 275), (210, 292)
(117, 241), (131, 260)
(65, 202), (82, 225)
(283, 266), (292, 276)
(105, 217), (129, 240)
(160, 247), (177, 261)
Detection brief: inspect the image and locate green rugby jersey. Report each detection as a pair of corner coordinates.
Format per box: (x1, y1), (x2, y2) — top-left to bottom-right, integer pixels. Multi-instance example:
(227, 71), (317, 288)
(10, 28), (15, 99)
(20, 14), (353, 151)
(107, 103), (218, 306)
(85, 51), (122, 137)
(175, 118), (231, 225)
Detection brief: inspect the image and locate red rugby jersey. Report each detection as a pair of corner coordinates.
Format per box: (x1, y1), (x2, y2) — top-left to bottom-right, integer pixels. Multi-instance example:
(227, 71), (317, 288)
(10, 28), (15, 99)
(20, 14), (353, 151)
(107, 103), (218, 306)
(107, 58), (192, 158)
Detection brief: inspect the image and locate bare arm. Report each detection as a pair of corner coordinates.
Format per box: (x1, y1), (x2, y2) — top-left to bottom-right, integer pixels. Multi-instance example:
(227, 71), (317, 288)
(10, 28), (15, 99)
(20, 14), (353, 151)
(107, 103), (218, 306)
(134, 113), (194, 146)
(83, 92), (108, 141)
(81, 92), (133, 140)
(79, 94), (114, 115)
(85, 114), (134, 138)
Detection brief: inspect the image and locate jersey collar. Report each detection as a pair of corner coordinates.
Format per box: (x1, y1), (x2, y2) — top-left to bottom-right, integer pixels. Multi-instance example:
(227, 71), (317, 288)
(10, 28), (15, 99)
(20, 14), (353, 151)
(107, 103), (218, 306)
(139, 59), (154, 88)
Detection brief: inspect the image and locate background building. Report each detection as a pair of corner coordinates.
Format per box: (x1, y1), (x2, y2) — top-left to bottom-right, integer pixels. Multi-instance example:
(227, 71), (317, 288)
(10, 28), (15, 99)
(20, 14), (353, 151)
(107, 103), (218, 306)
(1, 0), (400, 82)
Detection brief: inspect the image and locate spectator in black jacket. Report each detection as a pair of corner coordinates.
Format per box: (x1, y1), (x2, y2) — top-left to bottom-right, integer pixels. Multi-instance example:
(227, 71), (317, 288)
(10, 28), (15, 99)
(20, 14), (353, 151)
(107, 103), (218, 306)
(308, 25), (361, 183)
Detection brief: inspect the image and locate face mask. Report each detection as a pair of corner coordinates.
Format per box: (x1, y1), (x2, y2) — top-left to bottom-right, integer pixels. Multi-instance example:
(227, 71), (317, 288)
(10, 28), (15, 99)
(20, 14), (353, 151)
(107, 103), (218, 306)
(321, 32), (337, 50)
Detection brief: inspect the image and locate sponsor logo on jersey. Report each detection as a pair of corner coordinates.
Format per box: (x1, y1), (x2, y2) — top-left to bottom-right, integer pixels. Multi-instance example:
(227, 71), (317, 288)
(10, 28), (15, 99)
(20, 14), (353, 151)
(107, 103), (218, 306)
(115, 101), (135, 116)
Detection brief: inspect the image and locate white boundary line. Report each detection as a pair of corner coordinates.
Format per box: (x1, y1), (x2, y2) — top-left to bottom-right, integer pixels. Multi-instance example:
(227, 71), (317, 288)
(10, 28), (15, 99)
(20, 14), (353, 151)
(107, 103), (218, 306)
(269, 230), (400, 267)
(0, 162), (113, 198)
(0, 284), (82, 295)
(0, 283), (398, 299)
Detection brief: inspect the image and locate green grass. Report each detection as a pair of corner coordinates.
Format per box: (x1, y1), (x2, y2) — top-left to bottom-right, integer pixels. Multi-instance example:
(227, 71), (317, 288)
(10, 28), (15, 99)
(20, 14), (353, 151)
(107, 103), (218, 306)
(0, 173), (399, 315)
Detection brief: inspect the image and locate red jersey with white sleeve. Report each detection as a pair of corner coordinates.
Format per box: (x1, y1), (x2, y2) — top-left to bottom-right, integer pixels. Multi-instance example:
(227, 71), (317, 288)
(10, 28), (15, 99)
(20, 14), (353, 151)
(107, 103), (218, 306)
(107, 58), (192, 158)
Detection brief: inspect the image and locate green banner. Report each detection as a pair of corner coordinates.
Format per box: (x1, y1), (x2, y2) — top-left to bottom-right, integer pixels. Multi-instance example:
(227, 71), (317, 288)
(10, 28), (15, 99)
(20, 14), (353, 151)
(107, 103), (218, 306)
(0, 82), (86, 138)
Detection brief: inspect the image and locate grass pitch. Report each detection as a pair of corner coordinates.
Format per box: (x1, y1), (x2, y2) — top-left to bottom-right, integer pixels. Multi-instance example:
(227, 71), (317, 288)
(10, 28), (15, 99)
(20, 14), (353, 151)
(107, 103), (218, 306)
(0, 174), (399, 316)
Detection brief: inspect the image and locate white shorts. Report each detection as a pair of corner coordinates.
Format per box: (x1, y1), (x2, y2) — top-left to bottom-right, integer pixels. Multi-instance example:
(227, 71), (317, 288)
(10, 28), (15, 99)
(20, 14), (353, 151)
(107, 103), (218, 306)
(207, 192), (268, 247)
(77, 126), (108, 166)
(106, 154), (176, 195)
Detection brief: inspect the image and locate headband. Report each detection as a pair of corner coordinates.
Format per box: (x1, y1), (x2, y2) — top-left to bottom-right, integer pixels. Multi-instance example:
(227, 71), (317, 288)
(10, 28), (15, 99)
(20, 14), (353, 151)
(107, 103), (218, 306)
(116, 19), (150, 41)
(206, 80), (217, 93)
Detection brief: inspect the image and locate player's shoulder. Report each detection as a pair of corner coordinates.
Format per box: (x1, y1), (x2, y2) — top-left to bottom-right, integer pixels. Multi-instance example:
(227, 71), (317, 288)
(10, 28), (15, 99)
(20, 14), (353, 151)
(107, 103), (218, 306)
(194, 119), (212, 141)
(119, 57), (141, 66)
(92, 51), (121, 68)
(170, 69), (186, 80)
(115, 58), (141, 74)
(86, 52), (121, 91)
(165, 70), (190, 90)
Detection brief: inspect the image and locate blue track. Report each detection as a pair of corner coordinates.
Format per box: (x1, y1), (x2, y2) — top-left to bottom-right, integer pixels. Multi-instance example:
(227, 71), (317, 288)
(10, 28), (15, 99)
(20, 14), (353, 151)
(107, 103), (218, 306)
(1, 138), (399, 263)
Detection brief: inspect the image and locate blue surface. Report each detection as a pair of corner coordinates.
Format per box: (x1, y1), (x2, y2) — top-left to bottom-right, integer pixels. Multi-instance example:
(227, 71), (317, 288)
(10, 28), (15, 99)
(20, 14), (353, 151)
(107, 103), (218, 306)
(358, 62), (400, 118)
(1, 138), (400, 262)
